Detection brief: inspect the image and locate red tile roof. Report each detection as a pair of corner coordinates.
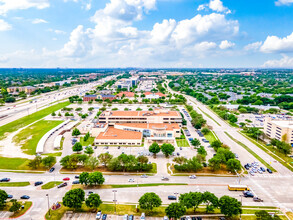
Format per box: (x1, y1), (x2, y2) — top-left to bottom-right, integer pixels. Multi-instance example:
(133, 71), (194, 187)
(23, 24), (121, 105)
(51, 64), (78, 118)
(96, 127), (142, 140)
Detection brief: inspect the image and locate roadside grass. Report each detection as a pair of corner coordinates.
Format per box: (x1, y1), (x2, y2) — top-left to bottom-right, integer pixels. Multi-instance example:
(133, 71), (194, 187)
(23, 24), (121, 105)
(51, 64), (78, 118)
(41, 181), (63, 189)
(43, 152), (62, 157)
(204, 130), (218, 143)
(0, 101), (69, 140)
(80, 137), (95, 146)
(45, 202), (285, 220)
(224, 132), (276, 172)
(286, 212), (293, 220)
(13, 120), (63, 155)
(176, 138), (190, 147)
(240, 131), (293, 172)
(197, 107), (221, 126)
(0, 182), (30, 187)
(2, 201), (33, 218)
(59, 136), (65, 150)
(0, 157), (32, 170)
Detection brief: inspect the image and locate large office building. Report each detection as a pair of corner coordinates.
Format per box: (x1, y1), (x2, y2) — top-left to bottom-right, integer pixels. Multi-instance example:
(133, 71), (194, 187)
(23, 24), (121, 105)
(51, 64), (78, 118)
(264, 118), (293, 145)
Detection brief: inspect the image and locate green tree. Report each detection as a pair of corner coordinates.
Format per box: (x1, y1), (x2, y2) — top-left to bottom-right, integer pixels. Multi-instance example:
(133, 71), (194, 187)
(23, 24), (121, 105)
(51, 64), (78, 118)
(219, 195), (242, 217)
(208, 156), (221, 171)
(88, 172), (105, 186)
(72, 142), (83, 153)
(226, 159), (242, 172)
(201, 127), (210, 135)
(161, 143), (175, 157)
(211, 140), (222, 151)
(79, 172), (90, 185)
(137, 155), (148, 164)
(0, 189), (8, 208)
(98, 152), (113, 167)
(84, 146), (94, 156)
(62, 188), (85, 209)
(85, 193), (102, 211)
(149, 142), (160, 157)
(51, 112), (56, 116)
(197, 146), (207, 156)
(165, 203), (186, 220)
(9, 199), (21, 213)
(85, 157), (99, 170)
(28, 156), (42, 169)
(179, 192), (203, 213)
(42, 156), (56, 169)
(255, 210), (281, 220)
(191, 138), (201, 147)
(138, 193), (162, 213)
(72, 128), (81, 137)
(202, 191), (218, 213)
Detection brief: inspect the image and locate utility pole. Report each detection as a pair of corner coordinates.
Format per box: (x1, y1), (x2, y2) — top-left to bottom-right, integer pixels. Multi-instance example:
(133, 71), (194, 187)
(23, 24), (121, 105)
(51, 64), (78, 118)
(46, 194), (51, 218)
(112, 190), (117, 214)
(239, 194), (243, 220)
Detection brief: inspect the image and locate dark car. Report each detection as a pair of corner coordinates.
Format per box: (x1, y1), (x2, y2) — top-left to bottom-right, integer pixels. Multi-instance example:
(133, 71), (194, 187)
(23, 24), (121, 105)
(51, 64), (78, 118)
(168, 195), (177, 200)
(196, 218), (202, 220)
(118, 146), (121, 149)
(72, 180), (80, 184)
(75, 175), (79, 179)
(128, 215), (134, 220)
(260, 167), (265, 172)
(49, 167), (55, 173)
(57, 182), (67, 188)
(243, 191), (254, 198)
(20, 195), (30, 199)
(0, 178), (10, 182)
(7, 195), (13, 199)
(102, 214), (107, 220)
(34, 181), (43, 186)
(177, 152), (180, 156)
(267, 168), (273, 173)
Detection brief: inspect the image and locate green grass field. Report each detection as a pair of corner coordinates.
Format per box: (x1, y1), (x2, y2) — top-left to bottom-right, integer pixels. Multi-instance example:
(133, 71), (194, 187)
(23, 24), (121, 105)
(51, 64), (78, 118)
(80, 136), (95, 146)
(0, 181), (30, 187)
(0, 101), (69, 140)
(176, 138), (190, 147)
(13, 120), (63, 155)
(0, 156), (31, 170)
(2, 201), (32, 218)
(41, 181), (63, 189)
(204, 130), (218, 143)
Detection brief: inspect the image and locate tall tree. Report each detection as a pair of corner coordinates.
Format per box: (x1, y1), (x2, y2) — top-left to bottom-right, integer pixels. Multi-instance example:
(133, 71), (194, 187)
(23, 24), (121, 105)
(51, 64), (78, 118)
(84, 146), (94, 156)
(0, 190), (8, 208)
(42, 156), (56, 169)
(139, 193), (162, 214)
(219, 195), (242, 217)
(98, 152), (113, 167)
(179, 192), (203, 213)
(149, 142), (160, 157)
(88, 172), (105, 186)
(202, 191), (219, 213)
(72, 128), (81, 137)
(85, 157), (99, 170)
(161, 143), (175, 157)
(9, 199), (21, 213)
(62, 188), (85, 209)
(72, 142), (83, 153)
(85, 193), (102, 211)
(165, 203), (186, 220)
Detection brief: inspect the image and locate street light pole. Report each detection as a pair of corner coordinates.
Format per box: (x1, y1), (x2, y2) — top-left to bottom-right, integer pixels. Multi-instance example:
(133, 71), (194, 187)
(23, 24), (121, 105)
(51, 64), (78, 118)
(174, 192), (179, 202)
(46, 194), (51, 218)
(112, 190), (117, 214)
(239, 195), (243, 220)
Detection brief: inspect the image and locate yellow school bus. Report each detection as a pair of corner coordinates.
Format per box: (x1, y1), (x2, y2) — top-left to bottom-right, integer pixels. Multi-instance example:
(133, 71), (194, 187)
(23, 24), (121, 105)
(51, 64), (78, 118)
(228, 185), (250, 191)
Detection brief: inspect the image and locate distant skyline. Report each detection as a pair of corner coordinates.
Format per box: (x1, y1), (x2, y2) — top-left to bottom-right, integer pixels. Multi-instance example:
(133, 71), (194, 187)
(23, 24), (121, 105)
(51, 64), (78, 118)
(1, 0), (293, 68)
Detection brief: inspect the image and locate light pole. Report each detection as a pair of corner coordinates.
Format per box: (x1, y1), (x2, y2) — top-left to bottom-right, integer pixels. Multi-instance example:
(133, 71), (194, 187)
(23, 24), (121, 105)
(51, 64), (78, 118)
(112, 190), (117, 214)
(46, 194), (51, 218)
(239, 194), (243, 220)
(174, 192), (179, 202)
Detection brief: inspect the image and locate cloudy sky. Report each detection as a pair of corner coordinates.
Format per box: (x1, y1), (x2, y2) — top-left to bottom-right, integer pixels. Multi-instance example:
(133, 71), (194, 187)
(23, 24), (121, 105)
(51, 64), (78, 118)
(1, 0), (293, 68)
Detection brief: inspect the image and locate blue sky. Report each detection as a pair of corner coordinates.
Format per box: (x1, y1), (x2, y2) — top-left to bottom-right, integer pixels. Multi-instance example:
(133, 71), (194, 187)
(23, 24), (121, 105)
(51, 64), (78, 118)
(1, 0), (293, 68)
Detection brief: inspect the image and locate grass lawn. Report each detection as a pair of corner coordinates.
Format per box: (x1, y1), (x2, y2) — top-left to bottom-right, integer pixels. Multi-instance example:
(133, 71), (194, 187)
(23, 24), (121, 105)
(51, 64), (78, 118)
(41, 181), (63, 189)
(204, 130), (218, 143)
(1, 201), (33, 218)
(241, 131), (293, 172)
(13, 120), (63, 155)
(225, 132), (276, 172)
(0, 101), (69, 140)
(0, 156), (32, 170)
(176, 138), (190, 147)
(80, 136), (95, 146)
(0, 181), (30, 187)
(43, 152), (62, 157)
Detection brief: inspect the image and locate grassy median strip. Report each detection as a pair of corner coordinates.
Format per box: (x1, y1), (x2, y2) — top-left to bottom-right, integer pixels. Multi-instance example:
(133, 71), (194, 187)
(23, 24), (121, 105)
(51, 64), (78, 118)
(204, 130), (218, 143)
(240, 131), (293, 172)
(42, 181), (63, 189)
(0, 181), (30, 187)
(224, 132), (276, 172)
(110, 183), (187, 188)
(197, 107), (221, 126)
(13, 120), (63, 155)
(0, 101), (69, 140)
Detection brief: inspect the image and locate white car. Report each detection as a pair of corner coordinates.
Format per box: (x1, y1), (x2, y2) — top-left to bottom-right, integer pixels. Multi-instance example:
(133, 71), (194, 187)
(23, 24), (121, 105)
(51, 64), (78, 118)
(128, 178), (135, 182)
(189, 175), (196, 179)
(96, 211), (102, 219)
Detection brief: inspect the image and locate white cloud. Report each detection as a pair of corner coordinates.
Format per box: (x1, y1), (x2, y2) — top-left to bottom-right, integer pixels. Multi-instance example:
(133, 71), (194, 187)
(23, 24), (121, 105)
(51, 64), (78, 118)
(260, 32), (293, 53)
(194, 41), (217, 51)
(0, 19), (11, 31)
(150, 19), (176, 44)
(263, 55), (293, 68)
(0, 0), (49, 15)
(244, 41), (262, 51)
(0, 55), (8, 63)
(197, 0), (231, 14)
(219, 40), (235, 49)
(275, 0), (293, 6)
(32, 18), (48, 24)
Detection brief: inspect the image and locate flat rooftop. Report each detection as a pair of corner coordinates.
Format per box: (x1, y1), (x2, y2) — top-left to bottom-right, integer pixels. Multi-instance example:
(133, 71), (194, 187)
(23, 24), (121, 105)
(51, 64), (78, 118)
(96, 127), (142, 140)
(101, 110), (180, 117)
(116, 123), (180, 130)
(272, 120), (293, 129)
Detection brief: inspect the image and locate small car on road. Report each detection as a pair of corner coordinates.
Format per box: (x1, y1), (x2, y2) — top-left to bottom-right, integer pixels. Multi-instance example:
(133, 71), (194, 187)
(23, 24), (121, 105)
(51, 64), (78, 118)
(57, 182), (67, 188)
(189, 175), (196, 179)
(128, 178), (135, 182)
(34, 181), (43, 186)
(168, 195), (176, 200)
(161, 177), (169, 181)
(141, 174), (148, 178)
(49, 167), (55, 173)
(253, 197), (264, 202)
(63, 177), (70, 181)
(0, 178), (10, 182)
(20, 195), (30, 199)
(96, 211), (102, 220)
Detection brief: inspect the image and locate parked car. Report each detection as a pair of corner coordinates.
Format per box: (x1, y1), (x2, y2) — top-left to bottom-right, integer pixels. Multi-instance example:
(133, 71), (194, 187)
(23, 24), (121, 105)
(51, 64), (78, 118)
(253, 197), (264, 202)
(260, 167), (265, 172)
(72, 180), (80, 184)
(96, 211), (102, 219)
(168, 195), (177, 200)
(186, 217), (191, 220)
(267, 168), (273, 173)
(75, 175), (79, 179)
(88, 191), (94, 195)
(140, 213), (145, 220)
(102, 214), (107, 220)
(141, 175), (148, 178)
(63, 177), (70, 181)
(128, 178), (135, 182)
(0, 178), (10, 182)
(49, 167), (55, 173)
(180, 147), (182, 150)
(177, 152), (180, 156)
(243, 191), (254, 198)
(202, 139), (209, 143)
(7, 195), (13, 199)
(34, 181), (43, 186)
(57, 182), (67, 188)
(20, 195), (30, 199)
(163, 216), (169, 220)
(189, 175), (196, 179)
(161, 177), (169, 181)
(123, 215), (128, 220)
(128, 215), (134, 220)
